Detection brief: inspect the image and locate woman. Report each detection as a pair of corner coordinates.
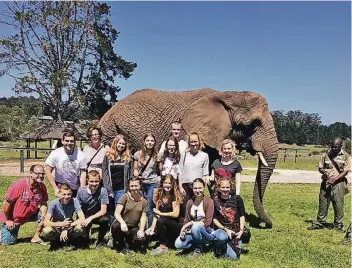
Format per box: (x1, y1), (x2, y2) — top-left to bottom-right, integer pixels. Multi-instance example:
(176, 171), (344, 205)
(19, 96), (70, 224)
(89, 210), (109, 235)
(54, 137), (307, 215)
(133, 134), (160, 227)
(145, 174), (183, 255)
(159, 136), (183, 192)
(111, 177), (148, 254)
(211, 139), (242, 195)
(102, 135), (132, 211)
(174, 178), (214, 257)
(180, 132), (209, 204)
(83, 126), (109, 177)
(212, 177), (246, 260)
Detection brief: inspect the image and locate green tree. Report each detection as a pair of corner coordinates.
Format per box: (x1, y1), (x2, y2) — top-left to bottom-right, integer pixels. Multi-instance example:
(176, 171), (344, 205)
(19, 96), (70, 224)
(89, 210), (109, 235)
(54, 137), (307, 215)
(0, 1), (136, 121)
(0, 105), (30, 140)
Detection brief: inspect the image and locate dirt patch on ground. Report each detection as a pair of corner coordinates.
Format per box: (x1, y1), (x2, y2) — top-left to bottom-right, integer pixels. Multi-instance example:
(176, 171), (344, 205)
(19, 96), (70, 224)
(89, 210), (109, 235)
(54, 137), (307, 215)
(0, 160), (45, 176)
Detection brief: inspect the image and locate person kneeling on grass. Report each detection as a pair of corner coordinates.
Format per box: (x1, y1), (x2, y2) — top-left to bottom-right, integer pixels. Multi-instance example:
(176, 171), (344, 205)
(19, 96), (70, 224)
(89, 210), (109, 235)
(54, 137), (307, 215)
(0, 165), (48, 245)
(145, 174), (183, 256)
(174, 178), (215, 257)
(77, 170), (110, 248)
(212, 177), (246, 260)
(40, 183), (86, 250)
(111, 177), (148, 254)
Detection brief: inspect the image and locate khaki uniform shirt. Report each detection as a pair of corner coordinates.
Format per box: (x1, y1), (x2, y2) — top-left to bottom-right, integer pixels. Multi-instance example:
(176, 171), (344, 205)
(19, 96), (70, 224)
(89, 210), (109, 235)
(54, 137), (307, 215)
(318, 149), (351, 180)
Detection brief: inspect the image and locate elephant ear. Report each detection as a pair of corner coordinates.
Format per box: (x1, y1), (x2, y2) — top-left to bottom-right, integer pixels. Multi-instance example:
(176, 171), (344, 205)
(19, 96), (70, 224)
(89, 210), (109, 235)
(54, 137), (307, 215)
(182, 93), (232, 149)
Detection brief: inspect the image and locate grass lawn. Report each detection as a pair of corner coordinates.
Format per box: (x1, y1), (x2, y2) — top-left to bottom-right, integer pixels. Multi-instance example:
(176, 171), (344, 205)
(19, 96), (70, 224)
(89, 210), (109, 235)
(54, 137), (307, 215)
(240, 158), (320, 171)
(0, 176), (350, 268)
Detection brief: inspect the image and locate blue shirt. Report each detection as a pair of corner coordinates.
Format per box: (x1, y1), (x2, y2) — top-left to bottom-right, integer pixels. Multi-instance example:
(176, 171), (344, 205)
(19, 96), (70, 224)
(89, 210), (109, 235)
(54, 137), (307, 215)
(47, 198), (82, 222)
(76, 186), (109, 216)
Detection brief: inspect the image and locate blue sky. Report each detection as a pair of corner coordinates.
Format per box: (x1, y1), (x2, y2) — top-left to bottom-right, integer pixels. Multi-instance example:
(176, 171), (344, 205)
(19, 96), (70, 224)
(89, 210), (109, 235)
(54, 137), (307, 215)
(0, 1), (350, 125)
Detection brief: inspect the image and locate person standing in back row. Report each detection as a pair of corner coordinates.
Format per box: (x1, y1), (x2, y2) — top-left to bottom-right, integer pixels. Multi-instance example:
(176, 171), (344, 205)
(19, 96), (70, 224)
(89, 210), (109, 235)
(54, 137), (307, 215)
(308, 137), (351, 232)
(157, 120), (188, 161)
(179, 132), (209, 207)
(45, 131), (87, 197)
(133, 134), (160, 227)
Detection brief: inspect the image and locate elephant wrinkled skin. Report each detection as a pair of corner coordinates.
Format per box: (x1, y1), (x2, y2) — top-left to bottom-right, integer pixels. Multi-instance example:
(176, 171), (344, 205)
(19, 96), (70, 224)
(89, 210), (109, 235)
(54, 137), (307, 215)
(99, 88), (279, 228)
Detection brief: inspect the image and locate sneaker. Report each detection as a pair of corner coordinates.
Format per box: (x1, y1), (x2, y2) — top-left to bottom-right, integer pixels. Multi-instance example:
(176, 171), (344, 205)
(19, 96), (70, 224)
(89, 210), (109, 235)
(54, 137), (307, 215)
(95, 240), (106, 249)
(335, 226), (344, 233)
(48, 241), (61, 251)
(214, 245), (224, 258)
(106, 237), (114, 249)
(120, 248), (135, 255)
(307, 224), (323, 230)
(151, 247), (169, 256)
(191, 248), (202, 258)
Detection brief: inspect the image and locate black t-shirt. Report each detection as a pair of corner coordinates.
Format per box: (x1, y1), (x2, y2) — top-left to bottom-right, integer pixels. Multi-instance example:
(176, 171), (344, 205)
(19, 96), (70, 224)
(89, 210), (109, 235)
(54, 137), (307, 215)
(211, 159), (242, 178)
(213, 194), (245, 231)
(110, 162), (125, 191)
(157, 195), (178, 222)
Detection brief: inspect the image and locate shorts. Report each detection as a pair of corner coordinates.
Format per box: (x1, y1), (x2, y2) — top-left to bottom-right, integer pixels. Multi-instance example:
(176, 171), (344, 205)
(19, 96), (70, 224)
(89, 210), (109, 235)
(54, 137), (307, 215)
(0, 210), (41, 245)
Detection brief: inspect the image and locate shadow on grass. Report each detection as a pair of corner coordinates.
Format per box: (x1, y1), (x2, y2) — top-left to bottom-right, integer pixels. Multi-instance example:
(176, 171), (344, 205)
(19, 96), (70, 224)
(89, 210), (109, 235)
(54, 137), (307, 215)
(245, 213), (270, 229)
(16, 237), (33, 244)
(304, 219), (335, 229)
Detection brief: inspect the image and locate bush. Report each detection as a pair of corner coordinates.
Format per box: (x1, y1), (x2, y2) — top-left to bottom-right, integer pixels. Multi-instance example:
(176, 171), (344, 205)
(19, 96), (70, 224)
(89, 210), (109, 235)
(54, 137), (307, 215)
(343, 138), (351, 154)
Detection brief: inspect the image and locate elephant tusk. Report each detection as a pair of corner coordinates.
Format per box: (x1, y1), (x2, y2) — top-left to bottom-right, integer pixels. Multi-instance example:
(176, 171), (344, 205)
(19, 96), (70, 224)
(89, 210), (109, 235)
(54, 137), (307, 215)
(258, 152), (268, 167)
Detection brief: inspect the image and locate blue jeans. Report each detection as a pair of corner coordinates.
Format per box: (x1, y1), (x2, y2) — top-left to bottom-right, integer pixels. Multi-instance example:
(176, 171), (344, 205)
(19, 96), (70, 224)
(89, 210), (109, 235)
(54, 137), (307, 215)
(142, 183), (158, 228)
(0, 211), (41, 245)
(108, 190), (126, 221)
(113, 190), (125, 205)
(0, 223), (20, 245)
(213, 229), (242, 260)
(174, 223), (215, 249)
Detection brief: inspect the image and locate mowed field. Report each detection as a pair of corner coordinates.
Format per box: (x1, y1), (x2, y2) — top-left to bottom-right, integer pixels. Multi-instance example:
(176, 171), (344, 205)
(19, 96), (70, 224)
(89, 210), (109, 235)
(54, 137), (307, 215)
(0, 176), (350, 268)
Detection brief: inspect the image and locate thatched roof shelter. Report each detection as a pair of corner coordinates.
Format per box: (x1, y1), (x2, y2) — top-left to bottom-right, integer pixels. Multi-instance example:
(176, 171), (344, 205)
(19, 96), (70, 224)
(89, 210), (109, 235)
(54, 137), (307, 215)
(20, 118), (89, 141)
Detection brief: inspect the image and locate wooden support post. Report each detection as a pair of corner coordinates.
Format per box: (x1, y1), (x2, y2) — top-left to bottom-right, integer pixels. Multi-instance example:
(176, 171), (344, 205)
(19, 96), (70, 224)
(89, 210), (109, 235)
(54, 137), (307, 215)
(49, 139), (52, 148)
(26, 139), (30, 159)
(20, 150), (24, 173)
(283, 149), (287, 162)
(295, 149), (298, 163)
(80, 139), (83, 150)
(35, 139), (38, 159)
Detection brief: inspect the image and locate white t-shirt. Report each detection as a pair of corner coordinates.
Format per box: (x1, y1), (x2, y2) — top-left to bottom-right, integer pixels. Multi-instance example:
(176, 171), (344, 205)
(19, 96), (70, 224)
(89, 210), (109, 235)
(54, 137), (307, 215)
(45, 147), (87, 190)
(180, 151), (209, 184)
(157, 139), (188, 161)
(190, 201), (205, 221)
(83, 144), (109, 173)
(161, 157), (181, 179)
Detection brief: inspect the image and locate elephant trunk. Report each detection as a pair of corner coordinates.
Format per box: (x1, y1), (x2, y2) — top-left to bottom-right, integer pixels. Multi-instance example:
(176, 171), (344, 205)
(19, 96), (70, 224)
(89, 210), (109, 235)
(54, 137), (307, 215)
(251, 117), (279, 228)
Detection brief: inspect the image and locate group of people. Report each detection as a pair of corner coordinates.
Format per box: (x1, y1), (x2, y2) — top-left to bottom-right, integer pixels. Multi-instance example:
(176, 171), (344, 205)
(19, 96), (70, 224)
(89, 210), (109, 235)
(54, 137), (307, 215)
(0, 120), (350, 259)
(0, 121), (247, 259)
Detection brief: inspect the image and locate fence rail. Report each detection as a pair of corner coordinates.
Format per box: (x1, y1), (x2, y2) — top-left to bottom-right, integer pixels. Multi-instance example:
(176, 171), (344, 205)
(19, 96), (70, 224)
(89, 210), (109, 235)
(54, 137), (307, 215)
(0, 146), (84, 173)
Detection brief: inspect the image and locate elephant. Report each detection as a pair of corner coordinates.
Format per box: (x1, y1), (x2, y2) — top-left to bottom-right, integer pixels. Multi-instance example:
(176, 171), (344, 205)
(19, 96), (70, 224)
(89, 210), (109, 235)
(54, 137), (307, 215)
(98, 88), (279, 228)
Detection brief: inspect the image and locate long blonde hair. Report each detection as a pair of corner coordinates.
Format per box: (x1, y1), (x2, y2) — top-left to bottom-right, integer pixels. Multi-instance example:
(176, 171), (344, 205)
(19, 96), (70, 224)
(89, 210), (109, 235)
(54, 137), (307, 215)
(106, 134), (131, 163)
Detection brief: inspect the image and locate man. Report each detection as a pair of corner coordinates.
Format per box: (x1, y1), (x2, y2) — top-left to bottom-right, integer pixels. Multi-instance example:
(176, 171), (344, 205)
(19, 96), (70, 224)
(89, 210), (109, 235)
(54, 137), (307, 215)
(76, 170), (109, 248)
(0, 165), (48, 245)
(40, 183), (85, 250)
(157, 120), (188, 161)
(45, 130), (87, 197)
(308, 137), (351, 232)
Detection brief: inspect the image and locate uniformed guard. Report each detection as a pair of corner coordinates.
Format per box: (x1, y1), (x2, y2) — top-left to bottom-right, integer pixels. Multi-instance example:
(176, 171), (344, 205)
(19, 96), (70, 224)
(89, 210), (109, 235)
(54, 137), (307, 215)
(308, 137), (351, 232)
